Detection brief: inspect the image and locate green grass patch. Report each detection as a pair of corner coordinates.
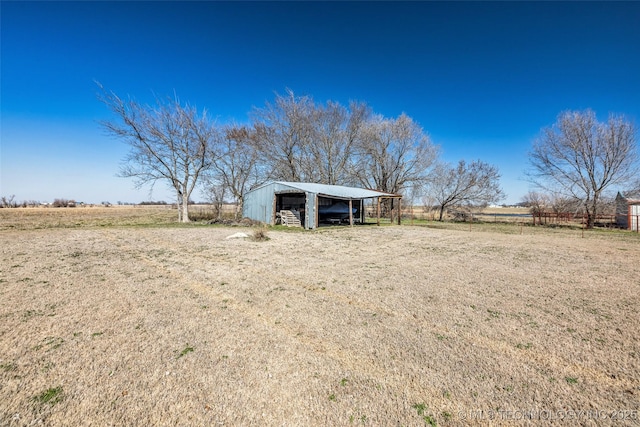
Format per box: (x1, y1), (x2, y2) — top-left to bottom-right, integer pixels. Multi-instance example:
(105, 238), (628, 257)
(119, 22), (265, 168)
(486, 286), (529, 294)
(177, 344), (194, 359)
(0, 362), (17, 372)
(487, 309), (500, 319)
(412, 403), (426, 415)
(45, 336), (64, 350)
(423, 415), (437, 426)
(34, 386), (63, 406)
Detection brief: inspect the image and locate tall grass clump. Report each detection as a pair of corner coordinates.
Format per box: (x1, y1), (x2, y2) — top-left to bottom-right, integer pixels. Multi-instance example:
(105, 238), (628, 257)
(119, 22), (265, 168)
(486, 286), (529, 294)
(252, 227), (270, 242)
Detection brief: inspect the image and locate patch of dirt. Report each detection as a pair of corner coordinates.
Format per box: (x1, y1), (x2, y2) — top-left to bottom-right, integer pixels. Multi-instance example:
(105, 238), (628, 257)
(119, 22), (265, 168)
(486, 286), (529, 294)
(1, 225), (639, 425)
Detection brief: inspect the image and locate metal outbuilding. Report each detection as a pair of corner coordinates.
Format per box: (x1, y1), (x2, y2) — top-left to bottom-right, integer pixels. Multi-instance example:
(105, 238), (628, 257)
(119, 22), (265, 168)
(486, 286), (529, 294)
(616, 192), (640, 231)
(243, 181), (401, 229)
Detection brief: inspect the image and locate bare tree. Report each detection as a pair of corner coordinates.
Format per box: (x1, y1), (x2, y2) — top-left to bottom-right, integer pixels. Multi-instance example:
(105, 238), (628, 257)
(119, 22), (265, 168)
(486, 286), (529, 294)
(549, 194), (581, 215)
(528, 110), (637, 228)
(521, 190), (582, 216)
(250, 91), (439, 197)
(98, 85), (216, 222)
(201, 182), (227, 220)
(251, 91), (375, 186)
(0, 195), (17, 208)
(251, 89), (314, 182)
(421, 193), (439, 221)
(210, 124), (263, 219)
(303, 101), (370, 185)
(353, 113), (438, 195)
(521, 191), (549, 216)
(627, 179), (640, 195)
(427, 160), (505, 221)
(52, 198), (74, 208)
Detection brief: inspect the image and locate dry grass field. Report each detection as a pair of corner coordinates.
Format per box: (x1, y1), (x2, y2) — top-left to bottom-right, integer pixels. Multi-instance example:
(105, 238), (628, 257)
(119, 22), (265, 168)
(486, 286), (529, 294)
(1, 207), (639, 426)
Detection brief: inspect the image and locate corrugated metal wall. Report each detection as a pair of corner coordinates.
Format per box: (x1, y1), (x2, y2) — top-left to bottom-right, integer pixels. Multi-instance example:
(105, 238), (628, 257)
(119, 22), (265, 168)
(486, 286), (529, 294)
(243, 182), (277, 224)
(243, 182), (319, 228)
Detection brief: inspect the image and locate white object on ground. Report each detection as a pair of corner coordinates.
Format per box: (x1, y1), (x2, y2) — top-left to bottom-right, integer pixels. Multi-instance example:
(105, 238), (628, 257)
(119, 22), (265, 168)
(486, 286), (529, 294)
(226, 232), (250, 239)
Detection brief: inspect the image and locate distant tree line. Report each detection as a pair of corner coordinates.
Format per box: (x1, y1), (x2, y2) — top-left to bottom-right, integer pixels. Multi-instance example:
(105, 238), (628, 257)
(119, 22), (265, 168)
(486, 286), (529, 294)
(139, 201), (169, 205)
(0, 197), (207, 209)
(51, 199), (76, 208)
(0, 198), (141, 208)
(0, 195), (19, 208)
(98, 86), (508, 222)
(3, 195), (48, 208)
(0, 196), (78, 208)
(520, 190), (618, 218)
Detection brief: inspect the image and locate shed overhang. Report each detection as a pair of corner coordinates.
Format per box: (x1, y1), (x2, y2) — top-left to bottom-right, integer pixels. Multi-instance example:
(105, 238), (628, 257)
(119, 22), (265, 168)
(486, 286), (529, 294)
(273, 181), (400, 200)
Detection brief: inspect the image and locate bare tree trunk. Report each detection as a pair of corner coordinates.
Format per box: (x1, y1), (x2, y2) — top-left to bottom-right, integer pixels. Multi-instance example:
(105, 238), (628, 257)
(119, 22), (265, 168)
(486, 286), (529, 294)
(181, 191), (190, 223)
(587, 195), (598, 228)
(176, 191), (183, 222)
(235, 197), (243, 220)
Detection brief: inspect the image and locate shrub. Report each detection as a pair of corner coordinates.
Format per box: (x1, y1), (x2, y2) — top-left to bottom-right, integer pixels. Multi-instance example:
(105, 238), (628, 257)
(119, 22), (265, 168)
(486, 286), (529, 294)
(252, 227), (269, 242)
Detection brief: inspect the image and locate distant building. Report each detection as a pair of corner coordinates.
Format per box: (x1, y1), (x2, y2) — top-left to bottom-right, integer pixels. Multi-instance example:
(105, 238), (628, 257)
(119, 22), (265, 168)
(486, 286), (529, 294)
(615, 192), (640, 231)
(242, 181), (401, 229)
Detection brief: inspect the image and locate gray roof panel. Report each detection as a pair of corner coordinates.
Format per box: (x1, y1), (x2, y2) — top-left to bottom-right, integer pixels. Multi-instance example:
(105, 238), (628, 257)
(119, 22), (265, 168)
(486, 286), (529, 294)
(275, 181), (399, 199)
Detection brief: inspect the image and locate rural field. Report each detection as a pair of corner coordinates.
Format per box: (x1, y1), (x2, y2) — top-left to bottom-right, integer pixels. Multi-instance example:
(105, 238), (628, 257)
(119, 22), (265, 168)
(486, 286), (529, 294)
(1, 207), (639, 426)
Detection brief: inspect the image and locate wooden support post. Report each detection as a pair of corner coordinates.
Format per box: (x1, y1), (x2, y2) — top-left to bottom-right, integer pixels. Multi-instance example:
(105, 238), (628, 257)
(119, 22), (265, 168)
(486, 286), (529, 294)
(397, 198), (402, 225)
(377, 197), (381, 226)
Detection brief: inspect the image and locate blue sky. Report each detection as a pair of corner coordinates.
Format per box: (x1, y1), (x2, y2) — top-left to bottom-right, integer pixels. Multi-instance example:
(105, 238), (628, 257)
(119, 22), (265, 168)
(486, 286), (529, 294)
(2, 1), (639, 204)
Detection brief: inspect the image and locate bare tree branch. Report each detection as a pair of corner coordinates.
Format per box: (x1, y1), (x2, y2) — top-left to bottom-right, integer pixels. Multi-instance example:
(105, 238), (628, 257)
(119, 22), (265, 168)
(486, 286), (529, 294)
(528, 109), (637, 228)
(353, 113), (438, 195)
(427, 160), (505, 221)
(250, 89), (314, 182)
(98, 84), (217, 222)
(206, 124), (264, 219)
